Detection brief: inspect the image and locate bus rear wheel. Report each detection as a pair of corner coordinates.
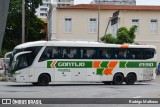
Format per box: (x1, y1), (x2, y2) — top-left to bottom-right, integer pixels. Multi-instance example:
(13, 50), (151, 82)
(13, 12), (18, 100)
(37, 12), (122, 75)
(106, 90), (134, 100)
(113, 73), (124, 85)
(38, 74), (50, 86)
(125, 74), (136, 85)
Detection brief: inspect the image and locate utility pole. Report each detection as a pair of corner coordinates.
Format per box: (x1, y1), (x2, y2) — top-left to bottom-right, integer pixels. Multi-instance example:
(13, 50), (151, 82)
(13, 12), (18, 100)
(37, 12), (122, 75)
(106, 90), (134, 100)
(22, 0), (25, 43)
(97, 0), (100, 42)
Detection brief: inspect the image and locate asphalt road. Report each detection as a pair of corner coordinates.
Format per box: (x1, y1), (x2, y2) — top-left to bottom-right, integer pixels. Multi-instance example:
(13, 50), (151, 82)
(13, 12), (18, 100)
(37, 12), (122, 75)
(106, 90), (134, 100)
(0, 75), (160, 107)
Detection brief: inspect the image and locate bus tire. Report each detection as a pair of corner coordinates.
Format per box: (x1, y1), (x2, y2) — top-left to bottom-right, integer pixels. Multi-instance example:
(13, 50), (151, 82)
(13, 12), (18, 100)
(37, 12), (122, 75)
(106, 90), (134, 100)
(113, 73), (124, 85)
(125, 73), (136, 85)
(38, 74), (50, 86)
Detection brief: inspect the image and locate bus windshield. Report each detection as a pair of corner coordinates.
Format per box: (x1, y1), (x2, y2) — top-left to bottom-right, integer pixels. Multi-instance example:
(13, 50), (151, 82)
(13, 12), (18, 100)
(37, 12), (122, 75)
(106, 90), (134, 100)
(9, 46), (42, 67)
(12, 53), (32, 71)
(11, 46), (42, 71)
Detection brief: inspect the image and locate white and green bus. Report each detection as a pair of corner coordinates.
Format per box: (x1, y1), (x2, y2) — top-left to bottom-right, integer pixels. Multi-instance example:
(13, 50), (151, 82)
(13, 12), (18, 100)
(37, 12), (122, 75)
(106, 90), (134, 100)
(11, 41), (157, 85)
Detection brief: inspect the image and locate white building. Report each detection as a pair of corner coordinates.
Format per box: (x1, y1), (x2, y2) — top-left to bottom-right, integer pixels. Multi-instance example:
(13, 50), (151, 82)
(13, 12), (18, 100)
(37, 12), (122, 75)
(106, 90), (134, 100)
(35, 0), (51, 19)
(48, 0), (74, 40)
(92, 0), (136, 5)
(36, 0), (74, 19)
(52, 0), (74, 7)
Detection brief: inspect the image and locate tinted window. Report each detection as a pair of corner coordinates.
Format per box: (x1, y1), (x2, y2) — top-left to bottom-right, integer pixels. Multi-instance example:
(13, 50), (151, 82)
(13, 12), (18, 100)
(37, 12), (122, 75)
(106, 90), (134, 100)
(39, 47), (155, 61)
(129, 48), (143, 59)
(26, 46), (42, 63)
(10, 46), (42, 66)
(143, 48), (155, 59)
(113, 48), (129, 59)
(80, 48), (97, 59)
(62, 47), (78, 59)
(39, 47), (60, 61)
(13, 53), (32, 71)
(98, 48), (112, 59)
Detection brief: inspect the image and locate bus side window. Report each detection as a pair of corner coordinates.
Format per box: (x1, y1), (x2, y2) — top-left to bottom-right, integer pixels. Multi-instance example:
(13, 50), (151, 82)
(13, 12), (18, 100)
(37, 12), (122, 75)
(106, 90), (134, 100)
(52, 48), (59, 59)
(131, 54), (135, 59)
(39, 47), (59, 62)
(129, 48), (142, 60)
(115, 54), (118, 59)
(62, 48), (78, 59)
(40, 49), (51, 61)
(70, 48), (77, 59)
(143, 48), (154, 59)
(91, 50), (97, 59)
(118, 49), (127, 59)
(62, 48), (71, 59)
(99, 48), (111, 59)
(80, 48), (96, 59)
(114, 49), (119, 59)
(82, 49), (89, 59)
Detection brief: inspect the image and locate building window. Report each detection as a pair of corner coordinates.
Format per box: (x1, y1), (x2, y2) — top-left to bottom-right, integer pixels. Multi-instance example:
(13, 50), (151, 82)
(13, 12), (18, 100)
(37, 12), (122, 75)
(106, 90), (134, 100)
(150, 19), (158, 34)
(132, 19), (139, 34)
(43, 0), (50, 2)
(43, 3), (49, 7)
(40, 8), (47, 11)
(40, 13), (47, 17)
(89, 18), (97, 33)
(64, 18), (72, 33)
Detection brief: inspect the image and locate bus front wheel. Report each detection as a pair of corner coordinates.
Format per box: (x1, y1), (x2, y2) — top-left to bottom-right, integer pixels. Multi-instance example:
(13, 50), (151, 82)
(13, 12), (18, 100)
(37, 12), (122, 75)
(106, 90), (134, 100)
(38, 74), (50, 86)
(125, 73), (136, 85)
(113, 73), (124, 85)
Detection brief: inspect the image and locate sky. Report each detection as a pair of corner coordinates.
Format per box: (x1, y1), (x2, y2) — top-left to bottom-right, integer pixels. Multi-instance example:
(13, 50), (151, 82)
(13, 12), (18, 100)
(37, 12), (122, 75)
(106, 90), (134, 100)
(74, 0), (160, 5)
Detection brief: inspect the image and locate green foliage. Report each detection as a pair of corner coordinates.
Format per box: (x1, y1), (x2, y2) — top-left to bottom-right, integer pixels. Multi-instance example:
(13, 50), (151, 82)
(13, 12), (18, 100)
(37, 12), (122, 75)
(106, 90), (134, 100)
(2, 0), (45, 51)
(101, 25), (137, 44)
(1, 77), (8, 81)
(0, 50), (9, 58)
(100, 34), (117, 44)
(129, 25), (137, 42)
(0, 72), (2, 77)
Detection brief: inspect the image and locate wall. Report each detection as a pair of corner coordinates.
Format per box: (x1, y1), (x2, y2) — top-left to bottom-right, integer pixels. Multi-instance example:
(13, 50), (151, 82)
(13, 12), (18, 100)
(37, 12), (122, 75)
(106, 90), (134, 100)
(0, 0), (10, 51)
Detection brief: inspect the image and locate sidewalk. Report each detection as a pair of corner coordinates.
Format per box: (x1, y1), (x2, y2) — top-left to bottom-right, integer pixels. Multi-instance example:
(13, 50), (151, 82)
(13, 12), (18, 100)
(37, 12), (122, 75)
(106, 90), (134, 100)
(0, 76), (15, 81)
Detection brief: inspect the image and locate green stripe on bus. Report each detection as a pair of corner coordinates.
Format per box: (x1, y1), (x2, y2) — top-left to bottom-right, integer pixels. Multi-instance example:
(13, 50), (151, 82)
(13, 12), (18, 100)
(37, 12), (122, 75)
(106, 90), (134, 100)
(96, 69), (103, 75)
(47, 61), (52, 68)
(48, 61), (157, 68)
(119, 61), (157, 68)
(100, 61), (109, 68)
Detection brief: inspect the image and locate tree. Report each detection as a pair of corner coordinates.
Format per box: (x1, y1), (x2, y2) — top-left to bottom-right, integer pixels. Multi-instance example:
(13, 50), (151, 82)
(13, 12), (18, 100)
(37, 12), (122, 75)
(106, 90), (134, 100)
(2, 0), (45, 51)
(101, 25), (137, 44)
(100, 33), (117, 44)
